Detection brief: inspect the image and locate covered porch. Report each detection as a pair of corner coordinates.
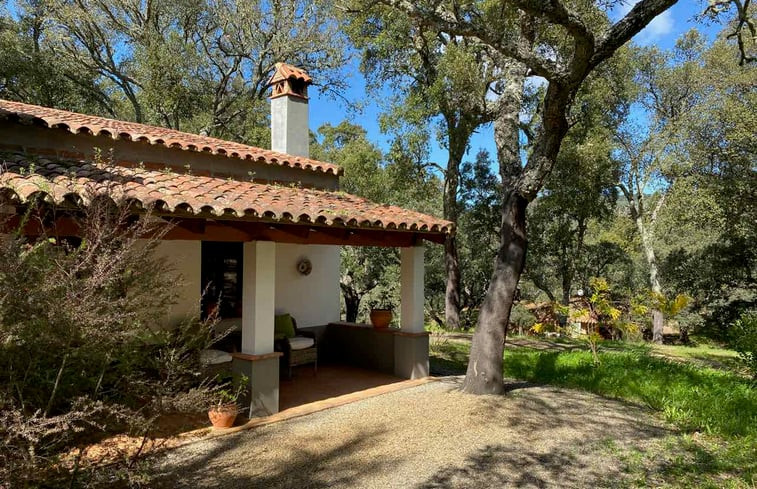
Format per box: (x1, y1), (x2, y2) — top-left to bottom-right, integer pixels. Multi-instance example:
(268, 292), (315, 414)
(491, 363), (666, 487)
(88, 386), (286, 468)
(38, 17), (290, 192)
(148, 212), (444, 418)
(193, 238), (431, 418)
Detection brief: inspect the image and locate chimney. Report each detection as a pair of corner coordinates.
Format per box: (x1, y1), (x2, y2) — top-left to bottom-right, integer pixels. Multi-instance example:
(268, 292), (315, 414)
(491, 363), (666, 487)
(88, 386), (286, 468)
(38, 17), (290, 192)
(267, 62), (312, 158)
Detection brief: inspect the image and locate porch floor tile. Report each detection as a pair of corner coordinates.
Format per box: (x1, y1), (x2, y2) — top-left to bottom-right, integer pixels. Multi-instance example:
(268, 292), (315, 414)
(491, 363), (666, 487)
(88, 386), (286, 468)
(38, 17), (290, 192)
(279, 364), (404, 411)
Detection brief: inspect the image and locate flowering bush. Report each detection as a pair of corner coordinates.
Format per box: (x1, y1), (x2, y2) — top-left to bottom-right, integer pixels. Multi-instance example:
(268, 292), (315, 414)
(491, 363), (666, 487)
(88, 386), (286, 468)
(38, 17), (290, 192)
(0, 194), (216, 487)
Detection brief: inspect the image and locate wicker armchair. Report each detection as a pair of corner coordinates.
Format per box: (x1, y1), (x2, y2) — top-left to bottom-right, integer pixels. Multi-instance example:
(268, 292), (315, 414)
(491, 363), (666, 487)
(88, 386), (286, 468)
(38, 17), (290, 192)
(274, 317), (317, 379)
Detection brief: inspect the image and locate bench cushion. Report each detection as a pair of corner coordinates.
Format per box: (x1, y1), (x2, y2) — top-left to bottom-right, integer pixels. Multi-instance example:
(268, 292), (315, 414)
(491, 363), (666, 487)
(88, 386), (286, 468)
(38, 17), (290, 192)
(288, 336), (315, 350)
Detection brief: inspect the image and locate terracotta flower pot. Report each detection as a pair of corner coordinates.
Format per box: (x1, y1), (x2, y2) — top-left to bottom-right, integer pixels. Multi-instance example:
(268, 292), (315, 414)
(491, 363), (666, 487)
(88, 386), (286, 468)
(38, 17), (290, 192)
(370, 309), (393, 328)
(208, 403), (238, 428)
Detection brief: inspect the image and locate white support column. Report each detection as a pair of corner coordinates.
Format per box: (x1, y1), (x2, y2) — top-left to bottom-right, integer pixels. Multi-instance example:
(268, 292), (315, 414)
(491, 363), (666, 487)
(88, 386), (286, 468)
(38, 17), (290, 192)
(400, 246), (425, 333)
(241, 241), (276, 354)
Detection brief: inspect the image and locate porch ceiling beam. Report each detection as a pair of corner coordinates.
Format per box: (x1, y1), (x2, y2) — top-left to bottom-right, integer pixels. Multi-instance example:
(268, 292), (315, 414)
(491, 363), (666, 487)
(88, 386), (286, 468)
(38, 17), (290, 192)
(269, 224), (310, 240)
(164, 217), (206, 235)
(161, 220), (257, 241)
(160, 217), (443, 247)
(0, 213), (81, 237)
(7, 210), (447, 247)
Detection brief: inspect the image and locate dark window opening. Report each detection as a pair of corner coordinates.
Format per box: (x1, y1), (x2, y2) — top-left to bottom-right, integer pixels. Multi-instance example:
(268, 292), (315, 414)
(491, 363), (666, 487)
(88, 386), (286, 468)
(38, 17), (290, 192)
(201, 241), (243, 319)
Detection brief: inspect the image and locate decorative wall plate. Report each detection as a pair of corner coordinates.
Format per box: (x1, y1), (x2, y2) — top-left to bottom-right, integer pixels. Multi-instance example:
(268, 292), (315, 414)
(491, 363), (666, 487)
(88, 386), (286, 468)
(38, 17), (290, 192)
(297, 258), (312, 276)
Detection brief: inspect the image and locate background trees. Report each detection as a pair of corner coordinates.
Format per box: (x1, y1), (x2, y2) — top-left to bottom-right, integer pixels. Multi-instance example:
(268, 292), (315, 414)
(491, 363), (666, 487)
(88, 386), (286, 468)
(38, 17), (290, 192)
(1, 0), (349, 143)
(656, 36), (757, 338)
(345, 5), (496, 329)
(364, 0), (681, 394)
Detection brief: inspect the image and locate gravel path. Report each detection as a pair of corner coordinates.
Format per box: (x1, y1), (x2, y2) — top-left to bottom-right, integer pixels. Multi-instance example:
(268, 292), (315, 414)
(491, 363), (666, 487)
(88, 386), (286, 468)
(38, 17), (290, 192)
(154, 377), (668, 488)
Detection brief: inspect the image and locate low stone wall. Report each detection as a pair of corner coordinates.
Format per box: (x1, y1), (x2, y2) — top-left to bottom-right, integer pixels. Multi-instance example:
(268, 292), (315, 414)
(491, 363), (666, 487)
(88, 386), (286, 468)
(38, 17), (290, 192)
(300, 322), (429, 379)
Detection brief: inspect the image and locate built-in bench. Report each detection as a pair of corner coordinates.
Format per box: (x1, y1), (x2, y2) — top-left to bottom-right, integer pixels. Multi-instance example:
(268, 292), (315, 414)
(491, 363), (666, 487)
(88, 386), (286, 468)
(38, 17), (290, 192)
(299, 321), (429, 379)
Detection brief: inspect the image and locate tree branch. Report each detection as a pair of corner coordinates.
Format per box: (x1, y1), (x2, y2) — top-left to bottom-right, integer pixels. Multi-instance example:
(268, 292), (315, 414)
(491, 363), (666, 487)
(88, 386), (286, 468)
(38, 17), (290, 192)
(377, 0), (565, 80)
(592, 0), (680, 67)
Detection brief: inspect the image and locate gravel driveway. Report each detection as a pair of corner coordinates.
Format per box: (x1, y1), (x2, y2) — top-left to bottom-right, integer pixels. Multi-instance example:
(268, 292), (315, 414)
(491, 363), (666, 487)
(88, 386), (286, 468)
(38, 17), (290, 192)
(155, 377), (668, 488)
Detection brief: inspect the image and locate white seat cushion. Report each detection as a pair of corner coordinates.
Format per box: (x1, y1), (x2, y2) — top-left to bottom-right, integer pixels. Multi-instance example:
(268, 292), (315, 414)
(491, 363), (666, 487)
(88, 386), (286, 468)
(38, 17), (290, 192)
(288, 336), (315, 350)
(200, 349), (233, 365)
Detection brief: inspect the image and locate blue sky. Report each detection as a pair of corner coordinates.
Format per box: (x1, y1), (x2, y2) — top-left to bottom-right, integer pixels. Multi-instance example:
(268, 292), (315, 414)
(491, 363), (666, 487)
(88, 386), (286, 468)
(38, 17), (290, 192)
(308, 1), (725, 167)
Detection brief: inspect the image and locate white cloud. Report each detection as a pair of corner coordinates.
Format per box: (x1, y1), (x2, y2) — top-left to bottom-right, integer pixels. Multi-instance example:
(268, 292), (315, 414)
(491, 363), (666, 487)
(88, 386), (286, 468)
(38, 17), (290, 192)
(611, 1), (675, 45)
(639, 10), (675, 42)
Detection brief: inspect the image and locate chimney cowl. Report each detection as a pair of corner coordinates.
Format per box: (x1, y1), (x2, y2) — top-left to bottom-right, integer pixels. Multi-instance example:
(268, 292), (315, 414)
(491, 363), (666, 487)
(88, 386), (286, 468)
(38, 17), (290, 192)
(267, 62), (312, 100)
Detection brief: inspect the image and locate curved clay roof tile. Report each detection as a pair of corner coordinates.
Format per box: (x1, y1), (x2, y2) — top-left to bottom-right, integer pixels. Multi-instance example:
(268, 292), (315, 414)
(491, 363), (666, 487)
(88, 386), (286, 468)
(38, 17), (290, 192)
(0, 99), (342, 175)
(0, 152), (454, 236)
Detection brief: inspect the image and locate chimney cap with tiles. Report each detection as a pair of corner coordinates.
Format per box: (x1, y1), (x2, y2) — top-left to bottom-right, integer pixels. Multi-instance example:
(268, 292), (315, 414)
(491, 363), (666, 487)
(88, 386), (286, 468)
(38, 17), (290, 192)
(267, 62), (312, 100)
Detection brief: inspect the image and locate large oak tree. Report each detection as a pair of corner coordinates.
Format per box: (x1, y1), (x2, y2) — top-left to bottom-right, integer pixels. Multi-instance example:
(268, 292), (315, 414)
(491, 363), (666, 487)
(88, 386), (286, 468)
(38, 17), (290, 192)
(372, 0), (680, 394)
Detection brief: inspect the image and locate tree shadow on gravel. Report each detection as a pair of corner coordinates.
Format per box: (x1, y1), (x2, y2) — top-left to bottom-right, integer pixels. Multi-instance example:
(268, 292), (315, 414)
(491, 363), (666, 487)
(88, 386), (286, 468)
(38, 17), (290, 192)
(436, 375), (538, 394)
(434, 376), (669, 437)
(412, 378), (672, 488)
(415, 443), (602, 489)
(152, 426), (398, 489)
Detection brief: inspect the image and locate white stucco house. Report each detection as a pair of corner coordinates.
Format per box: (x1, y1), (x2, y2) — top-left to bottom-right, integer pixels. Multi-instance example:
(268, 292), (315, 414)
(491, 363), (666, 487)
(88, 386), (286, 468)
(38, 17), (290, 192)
(0, 63), (452, 416)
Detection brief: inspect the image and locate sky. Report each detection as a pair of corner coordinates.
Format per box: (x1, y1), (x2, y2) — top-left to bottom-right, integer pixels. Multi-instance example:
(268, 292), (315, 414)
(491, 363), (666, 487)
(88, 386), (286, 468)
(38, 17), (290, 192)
(307, 1), (725, 167)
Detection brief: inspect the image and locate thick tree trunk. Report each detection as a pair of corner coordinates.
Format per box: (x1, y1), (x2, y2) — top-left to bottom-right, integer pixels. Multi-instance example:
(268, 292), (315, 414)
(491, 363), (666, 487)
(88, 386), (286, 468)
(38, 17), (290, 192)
(444, 234), (461, 329)
(339, 275), (362, 323)
(342, 288), (360, 323)
(442, 134), (466, 330)
(561, 265), (572, 306)
(462, 66), (571, 395)
(652, 309), (664, 343)
(462, 59), (531, 395)
(679, 325), (690, 344)
(462, 192), (528, 394)
(562, 219), (586, 305)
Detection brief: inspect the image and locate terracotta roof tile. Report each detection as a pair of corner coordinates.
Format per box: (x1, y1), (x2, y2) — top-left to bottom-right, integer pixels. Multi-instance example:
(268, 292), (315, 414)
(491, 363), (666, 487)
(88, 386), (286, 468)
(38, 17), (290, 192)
(267, 62), (313, 86)
(0, 99), (342, 176)
(0, 152), (452, 235)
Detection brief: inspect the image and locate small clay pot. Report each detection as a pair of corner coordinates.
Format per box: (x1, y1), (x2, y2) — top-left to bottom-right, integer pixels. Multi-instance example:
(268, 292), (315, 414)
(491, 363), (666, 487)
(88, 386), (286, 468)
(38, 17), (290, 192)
(370, 309), (393, 328)
(208, 403), (238, 428)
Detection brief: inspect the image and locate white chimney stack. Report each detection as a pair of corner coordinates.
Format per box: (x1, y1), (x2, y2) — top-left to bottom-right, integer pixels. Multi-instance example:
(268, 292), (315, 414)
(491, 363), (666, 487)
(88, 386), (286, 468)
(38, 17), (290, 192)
(267, 63), (312, 158)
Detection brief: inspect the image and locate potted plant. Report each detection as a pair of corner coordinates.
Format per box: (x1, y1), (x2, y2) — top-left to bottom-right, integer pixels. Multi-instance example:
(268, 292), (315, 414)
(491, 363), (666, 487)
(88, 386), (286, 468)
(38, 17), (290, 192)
(369, 289), (394, 329)
(208, 374), (248, 429)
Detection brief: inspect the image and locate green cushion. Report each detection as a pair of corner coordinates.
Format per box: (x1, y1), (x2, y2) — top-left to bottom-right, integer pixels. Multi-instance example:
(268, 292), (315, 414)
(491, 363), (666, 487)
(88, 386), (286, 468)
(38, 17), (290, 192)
(274, 314), (295, 339)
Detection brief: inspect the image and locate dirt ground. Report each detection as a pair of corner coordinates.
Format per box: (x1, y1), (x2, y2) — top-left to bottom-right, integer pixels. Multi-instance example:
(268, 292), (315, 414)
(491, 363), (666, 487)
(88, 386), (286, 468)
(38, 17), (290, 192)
(154, 376), (670, 488)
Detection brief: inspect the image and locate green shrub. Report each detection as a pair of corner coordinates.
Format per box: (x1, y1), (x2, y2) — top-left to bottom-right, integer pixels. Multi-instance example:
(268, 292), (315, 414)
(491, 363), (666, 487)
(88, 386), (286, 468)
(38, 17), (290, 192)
(730, 311), (757, 380)
(0, 196), (217, 487)
(509, 303), (537, 335)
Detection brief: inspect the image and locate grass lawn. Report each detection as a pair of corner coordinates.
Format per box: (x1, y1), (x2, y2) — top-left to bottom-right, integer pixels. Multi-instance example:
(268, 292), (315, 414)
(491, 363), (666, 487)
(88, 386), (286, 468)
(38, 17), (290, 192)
(430, 336), (757, 488)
